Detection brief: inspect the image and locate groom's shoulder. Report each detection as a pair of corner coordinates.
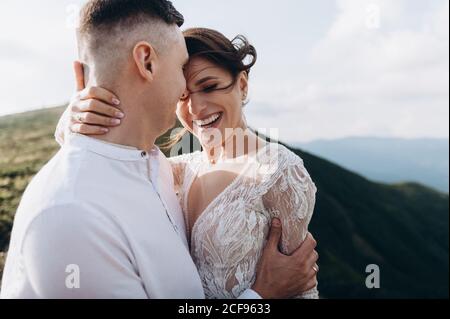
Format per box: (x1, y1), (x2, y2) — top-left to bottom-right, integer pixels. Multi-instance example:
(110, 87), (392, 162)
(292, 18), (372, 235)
(16, 150), (118, 237)
(14, 200), (118, 257)
(11, 146), (129, 249)
(20, 145), (112, 212)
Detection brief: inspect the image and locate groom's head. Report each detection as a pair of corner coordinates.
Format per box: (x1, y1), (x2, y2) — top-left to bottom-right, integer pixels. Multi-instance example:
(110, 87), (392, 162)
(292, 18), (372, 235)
(77, 0), (189, 133)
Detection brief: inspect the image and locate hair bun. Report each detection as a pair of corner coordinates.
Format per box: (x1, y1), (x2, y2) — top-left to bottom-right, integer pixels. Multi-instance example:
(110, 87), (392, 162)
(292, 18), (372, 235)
(232, 35), (257, 74)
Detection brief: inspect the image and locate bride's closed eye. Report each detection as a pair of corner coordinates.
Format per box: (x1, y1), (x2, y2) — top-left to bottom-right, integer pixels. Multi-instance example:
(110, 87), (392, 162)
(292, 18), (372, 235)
(202, 84), (218, 93)
(179, 83), (219, 101)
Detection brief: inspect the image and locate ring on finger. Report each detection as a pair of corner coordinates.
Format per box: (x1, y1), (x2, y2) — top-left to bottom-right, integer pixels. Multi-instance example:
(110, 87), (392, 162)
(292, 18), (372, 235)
(76, 114), (84, 122)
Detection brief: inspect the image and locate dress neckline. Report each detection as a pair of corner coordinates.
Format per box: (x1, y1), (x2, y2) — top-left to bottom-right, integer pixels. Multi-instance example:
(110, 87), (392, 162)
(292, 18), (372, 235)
(183, 143), (272, 247)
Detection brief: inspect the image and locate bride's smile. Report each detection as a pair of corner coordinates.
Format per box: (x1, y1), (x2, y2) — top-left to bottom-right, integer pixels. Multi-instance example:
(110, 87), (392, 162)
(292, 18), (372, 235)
(176, 54), (250, 153)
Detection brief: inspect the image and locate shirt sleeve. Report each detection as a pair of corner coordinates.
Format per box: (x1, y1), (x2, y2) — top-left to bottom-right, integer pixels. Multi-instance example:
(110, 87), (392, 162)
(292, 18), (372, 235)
(262, 156), (319, 299)
(21, 203), (149, 299)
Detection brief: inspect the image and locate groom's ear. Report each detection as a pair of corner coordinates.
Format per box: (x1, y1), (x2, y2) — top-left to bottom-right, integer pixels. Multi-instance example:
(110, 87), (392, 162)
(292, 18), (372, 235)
(133, 41), (157, 82)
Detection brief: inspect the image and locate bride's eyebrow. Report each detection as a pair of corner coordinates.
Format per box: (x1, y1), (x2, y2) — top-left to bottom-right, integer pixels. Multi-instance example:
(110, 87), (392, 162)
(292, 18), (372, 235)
(195, 76), (218, 86)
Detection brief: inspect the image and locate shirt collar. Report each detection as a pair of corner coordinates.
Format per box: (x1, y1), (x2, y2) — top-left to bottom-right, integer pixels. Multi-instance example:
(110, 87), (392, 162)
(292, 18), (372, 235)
(66, 133), (160, 161)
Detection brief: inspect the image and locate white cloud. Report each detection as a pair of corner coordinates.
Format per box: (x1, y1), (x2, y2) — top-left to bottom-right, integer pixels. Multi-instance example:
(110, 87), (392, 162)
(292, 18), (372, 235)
(247, 0), (449, 142)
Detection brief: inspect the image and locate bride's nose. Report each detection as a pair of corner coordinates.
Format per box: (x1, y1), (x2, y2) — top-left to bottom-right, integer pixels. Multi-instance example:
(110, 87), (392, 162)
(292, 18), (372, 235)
(188, 94), (208, 116)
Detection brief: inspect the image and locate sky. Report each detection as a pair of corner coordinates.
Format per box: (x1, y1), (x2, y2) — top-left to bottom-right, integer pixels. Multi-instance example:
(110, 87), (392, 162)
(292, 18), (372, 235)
(0, 0), (448, 143)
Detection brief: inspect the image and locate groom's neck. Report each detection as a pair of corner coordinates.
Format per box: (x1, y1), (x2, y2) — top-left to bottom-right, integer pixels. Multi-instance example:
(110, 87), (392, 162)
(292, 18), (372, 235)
(86, 73), (160, 152)
(93, 124), (158, 152)
(94, 103), (159, 152)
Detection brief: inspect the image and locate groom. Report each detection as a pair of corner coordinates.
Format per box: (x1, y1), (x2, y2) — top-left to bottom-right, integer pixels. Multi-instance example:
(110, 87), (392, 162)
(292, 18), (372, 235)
(1, 0), (318, 299)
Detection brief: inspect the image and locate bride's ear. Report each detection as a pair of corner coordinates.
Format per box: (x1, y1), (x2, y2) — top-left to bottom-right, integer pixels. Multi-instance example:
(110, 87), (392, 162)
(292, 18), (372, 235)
(133, 41), (157, 82)
(238, 71), (249, 99)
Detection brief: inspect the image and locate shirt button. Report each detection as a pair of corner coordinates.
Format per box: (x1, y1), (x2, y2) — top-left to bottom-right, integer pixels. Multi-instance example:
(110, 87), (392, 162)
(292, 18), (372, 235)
(141, 151), (147, 158)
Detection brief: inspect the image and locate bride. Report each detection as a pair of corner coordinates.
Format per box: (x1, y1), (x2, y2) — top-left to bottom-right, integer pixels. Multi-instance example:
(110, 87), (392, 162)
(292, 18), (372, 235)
(55, 28), (319, 299)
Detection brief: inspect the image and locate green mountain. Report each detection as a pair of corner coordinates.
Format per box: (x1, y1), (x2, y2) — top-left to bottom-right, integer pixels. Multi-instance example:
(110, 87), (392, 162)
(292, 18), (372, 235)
(0, 106), (448, 298)
(295, 137), (449, 193)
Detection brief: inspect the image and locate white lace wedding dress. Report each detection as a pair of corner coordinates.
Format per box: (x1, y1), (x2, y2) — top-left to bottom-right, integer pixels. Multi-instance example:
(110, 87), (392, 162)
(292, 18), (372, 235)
(170, 143), (319, 299)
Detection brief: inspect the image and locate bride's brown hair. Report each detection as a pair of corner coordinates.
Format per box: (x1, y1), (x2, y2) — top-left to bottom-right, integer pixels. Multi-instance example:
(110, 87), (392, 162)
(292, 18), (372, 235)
(160, 27), (257, 150)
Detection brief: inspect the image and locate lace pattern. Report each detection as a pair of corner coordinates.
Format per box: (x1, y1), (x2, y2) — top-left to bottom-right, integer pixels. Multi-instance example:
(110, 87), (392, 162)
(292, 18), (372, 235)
(169, 144), (319, 299)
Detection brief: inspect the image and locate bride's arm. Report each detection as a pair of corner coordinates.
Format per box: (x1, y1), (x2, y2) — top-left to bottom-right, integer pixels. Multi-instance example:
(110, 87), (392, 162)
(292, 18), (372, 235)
(262, 155), (319, 299)
(54, 62), (124, 146)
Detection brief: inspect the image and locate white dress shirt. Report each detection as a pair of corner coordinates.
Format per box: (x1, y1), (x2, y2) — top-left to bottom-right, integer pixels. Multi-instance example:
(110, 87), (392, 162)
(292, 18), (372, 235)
(0, 133), (260, 299)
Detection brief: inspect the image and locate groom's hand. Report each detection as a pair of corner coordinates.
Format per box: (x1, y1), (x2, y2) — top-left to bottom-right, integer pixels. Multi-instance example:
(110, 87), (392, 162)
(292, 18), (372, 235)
(251, 218), (319, 299)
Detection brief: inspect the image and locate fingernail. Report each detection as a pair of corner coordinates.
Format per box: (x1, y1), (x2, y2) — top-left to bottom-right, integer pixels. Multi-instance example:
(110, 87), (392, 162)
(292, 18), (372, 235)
(102, 128), (109, 133)
(116, 112), (125, 119)
(112, 98), (121, 105)
(111, 119), (121, 125)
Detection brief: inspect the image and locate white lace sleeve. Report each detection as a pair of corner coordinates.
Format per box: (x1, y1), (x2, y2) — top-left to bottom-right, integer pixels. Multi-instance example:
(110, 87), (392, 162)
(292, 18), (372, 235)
(54, 106), (71, 147)
(261, 153), (319, 299)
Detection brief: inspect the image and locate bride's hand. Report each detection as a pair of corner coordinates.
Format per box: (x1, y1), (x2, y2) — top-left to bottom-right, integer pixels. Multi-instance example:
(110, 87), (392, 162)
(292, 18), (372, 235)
(68, 61), (125, 135)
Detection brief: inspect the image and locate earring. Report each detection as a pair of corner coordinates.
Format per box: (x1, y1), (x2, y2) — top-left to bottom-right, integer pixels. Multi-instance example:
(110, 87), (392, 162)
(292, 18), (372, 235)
(242, 93), (247, 107)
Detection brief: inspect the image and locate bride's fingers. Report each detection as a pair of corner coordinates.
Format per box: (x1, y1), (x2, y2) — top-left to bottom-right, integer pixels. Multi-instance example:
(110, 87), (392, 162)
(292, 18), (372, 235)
(73, 99), (124, 119)
(78, 86), (121, 106)
(70, 123), (109, 135)
(72, 111), (122, 127)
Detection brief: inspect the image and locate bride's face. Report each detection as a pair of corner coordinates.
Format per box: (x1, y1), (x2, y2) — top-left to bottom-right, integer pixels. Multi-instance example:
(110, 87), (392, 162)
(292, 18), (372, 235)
(176, 57), (248, 147)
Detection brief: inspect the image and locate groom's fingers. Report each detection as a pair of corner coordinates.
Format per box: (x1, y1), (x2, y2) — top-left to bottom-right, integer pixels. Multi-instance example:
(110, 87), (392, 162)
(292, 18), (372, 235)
(292, 232), (317, 260)
(305, 276), (319, 292)
(74, 61), (85, 91)
(304, 250), (319, 270)
(266, 218), (282, 251)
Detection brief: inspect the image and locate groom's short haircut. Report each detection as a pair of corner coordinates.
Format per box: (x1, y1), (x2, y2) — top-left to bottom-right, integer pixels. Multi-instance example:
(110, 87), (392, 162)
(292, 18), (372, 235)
(79, 0), (184, 34)
(77, 0), (184, 81)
